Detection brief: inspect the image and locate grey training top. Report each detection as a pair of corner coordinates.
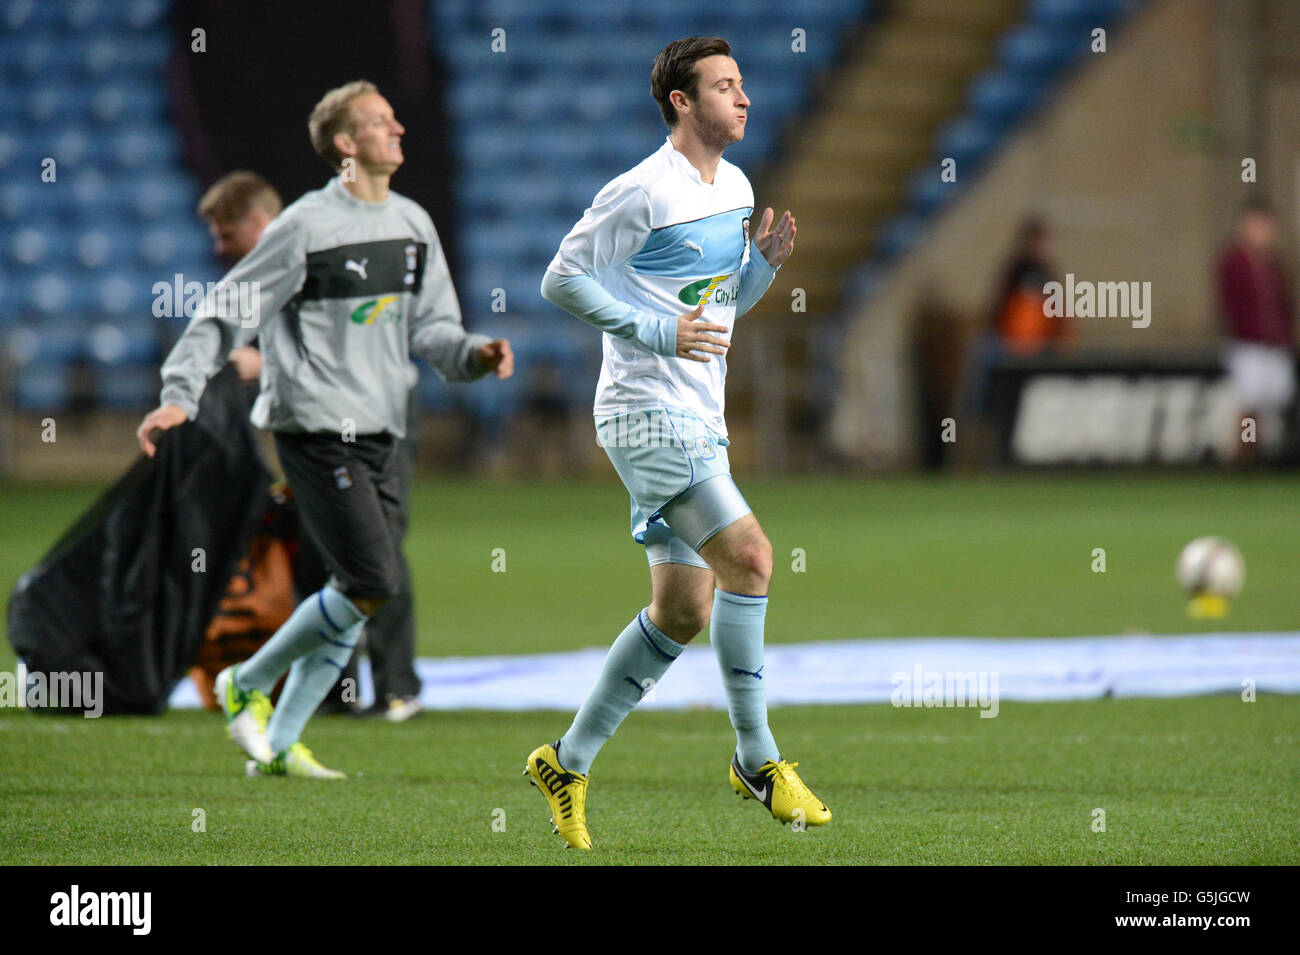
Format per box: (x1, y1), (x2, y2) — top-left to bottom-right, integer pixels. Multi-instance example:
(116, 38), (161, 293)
(159, 177), (492, 438)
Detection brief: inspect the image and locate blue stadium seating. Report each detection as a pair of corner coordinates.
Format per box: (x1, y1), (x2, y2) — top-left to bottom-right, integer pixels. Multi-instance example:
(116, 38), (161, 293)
(860, 0), (1145, 296)
(967, 68), (1038, 133)
(0, 0), (214, 411)
(14, 362), (72, 411)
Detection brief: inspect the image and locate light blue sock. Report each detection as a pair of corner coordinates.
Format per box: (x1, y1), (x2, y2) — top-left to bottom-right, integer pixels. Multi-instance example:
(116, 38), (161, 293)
(711, 589), (779, 772)
(266, 619), (363, 755)
(558, 608), (684, 775)
(235, 586), (367, 695)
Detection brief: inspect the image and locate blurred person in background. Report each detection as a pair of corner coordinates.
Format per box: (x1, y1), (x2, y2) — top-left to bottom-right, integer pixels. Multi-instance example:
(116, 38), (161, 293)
(198, 171), (280, 385)
(953, 217), (1070, 467)
(198, 170), (426, 723)
(1217, 199), (1296, 463)
(990, 217), (1072, 355)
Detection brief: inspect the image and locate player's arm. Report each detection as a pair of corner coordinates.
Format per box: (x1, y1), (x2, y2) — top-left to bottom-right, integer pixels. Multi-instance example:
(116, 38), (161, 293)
(408, 219), (512, 381)
(541, 182), (729, 363)
(735, 207), (795, 318)
(137, 216), (306, 456)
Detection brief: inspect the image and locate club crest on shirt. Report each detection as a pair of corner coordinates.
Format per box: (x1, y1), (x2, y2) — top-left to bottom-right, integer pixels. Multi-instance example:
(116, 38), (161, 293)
(349, 295), (400, 325)
(742, 216), (750, 245)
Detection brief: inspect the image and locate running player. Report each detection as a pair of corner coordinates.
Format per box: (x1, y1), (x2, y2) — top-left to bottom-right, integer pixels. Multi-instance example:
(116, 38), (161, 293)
(198, 170), (426, 722)
(528, 37), (829, 848)
(137, 80), (513, 777)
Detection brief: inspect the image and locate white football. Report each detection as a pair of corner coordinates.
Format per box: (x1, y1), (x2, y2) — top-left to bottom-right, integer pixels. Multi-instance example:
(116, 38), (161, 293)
(1176, 537), (1245, 598)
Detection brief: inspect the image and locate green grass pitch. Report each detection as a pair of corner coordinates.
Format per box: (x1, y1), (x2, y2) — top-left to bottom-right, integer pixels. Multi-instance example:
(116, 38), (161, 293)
(1, 474), (1298, 864)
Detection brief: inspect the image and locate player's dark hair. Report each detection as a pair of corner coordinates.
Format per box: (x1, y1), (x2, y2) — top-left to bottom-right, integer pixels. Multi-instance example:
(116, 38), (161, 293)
(651, 37), (732, 128)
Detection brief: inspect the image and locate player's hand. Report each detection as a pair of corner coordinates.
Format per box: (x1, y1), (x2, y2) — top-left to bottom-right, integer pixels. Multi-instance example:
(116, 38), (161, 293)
(136, 404), (189, 458)
(228, 346), (262, 382)
(754, 207), (796, 267)
(476, 339), (514, 379)
(675, 303), (730, 363)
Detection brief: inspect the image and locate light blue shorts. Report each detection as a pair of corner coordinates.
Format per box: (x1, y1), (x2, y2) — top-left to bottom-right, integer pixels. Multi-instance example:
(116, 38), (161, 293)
(597, 408), (752, 569)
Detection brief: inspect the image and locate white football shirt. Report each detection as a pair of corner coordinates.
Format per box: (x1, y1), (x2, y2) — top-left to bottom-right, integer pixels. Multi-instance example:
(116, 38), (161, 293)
(547, 137), (763, 436)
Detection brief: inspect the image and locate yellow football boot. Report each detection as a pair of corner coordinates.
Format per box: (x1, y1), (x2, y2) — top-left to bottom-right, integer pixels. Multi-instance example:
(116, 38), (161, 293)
(524, 741), (592, 850)
(730, 754), (831, 826)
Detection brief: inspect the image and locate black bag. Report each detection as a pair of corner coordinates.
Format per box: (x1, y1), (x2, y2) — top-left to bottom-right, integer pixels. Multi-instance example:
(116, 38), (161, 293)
(7, 366), (270, 714)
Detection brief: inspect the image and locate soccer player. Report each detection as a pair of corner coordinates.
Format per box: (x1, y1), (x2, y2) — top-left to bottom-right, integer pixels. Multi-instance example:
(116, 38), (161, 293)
(198, 170), (426, 721)
(528, 37), (830, 848)
(137, 80), (513, 777)
(195, 170), (281, 382)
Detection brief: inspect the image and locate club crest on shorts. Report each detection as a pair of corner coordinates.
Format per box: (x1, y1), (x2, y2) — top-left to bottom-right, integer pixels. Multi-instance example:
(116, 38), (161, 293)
(333, 466), (353, 490)
(695, 434), (716, 459)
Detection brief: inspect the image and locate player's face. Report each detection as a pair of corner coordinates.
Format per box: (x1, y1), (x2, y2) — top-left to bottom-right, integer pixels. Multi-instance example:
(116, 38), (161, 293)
(208, 208), (271, 263)
(684, 55), (749, 148)
(343, 93), (406, 175)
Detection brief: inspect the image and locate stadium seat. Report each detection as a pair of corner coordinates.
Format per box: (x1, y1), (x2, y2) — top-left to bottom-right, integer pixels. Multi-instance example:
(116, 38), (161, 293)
(13, 361), (73, 411)
(25, 83), (89, 125)
(91, 82), (165, 125)
(91, 364), (160, 410)
(934, 116), (998, 178)
(139, 227), (213, 269)
(130, 175), (198, 220)
(87, 316), (159, 366)
(3, 0), (59, 30)
(111, 127), (182, 170)
(906, 168), (960, 217)
(998, 25), (1082, 79)
(1030, 0), (1135, 28)
(967, 68), (1039, 133)
(10, 315), (85, 363)
(96, 272), (158, 316)
(6, 226), (53, 269)
(874, 213), (927, 261)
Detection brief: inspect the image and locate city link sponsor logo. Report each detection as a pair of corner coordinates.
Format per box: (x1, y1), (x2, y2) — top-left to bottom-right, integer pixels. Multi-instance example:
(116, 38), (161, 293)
(1043, 273), (1152, 329)
(50, 885), (151, 935)
(350, 295), (400, 325)
(595, 411), (721, 457)
(890, 665), (999, 718)
(0, 662), (104, 717)
(152, 273), (261, 328)
(678, 273), (734, 307)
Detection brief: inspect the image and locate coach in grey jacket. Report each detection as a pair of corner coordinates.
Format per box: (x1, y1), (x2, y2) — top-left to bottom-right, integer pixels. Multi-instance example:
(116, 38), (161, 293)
(137, 80), (512, 778)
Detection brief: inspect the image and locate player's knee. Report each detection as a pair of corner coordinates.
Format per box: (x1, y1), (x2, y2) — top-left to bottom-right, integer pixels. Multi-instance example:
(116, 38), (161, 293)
(734, 533), (773, 586)
(650, 600), (711, 642)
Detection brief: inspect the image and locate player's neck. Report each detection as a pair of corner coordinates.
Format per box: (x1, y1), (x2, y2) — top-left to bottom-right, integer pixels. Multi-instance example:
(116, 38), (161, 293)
(669, 128), (723, 185)
(341, 170), (391, 204)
